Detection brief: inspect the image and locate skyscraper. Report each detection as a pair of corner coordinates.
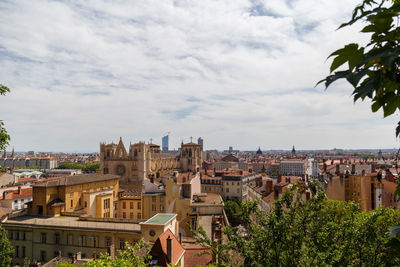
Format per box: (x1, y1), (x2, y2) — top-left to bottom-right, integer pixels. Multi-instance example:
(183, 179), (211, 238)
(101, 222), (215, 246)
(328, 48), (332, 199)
(162, 135), (169, 152)
(197, 137), (203, 151)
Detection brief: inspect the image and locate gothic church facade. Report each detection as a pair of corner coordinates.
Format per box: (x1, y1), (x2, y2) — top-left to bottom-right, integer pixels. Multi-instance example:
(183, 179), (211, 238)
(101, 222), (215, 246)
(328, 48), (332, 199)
(100, 138), (202, 191)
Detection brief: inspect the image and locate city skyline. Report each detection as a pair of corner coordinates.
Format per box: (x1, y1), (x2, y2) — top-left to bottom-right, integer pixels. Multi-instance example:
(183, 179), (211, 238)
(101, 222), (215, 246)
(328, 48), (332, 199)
(1, 0), (399, 152)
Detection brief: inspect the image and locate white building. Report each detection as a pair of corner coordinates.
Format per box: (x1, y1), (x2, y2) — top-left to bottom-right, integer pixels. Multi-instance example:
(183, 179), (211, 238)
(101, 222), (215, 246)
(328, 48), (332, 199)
(280, 160), (307, 176)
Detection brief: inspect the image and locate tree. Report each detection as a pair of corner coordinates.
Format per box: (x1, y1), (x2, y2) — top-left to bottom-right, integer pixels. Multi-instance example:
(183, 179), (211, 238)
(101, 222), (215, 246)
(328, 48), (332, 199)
(0, 84), (10, 151)
(318, 0), (400, 138)
(189, 225), (233, 267)
(225, 182), (400, 266)
(0, 226), (14, 267)
(57, 240), (151, 267)
(56, 161), (100, 173)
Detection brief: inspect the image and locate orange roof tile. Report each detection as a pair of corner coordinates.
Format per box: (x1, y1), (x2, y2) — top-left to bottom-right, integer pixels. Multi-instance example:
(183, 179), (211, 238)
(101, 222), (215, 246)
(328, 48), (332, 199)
(149, 229), (185, 266)
(2, 188), (32, 200)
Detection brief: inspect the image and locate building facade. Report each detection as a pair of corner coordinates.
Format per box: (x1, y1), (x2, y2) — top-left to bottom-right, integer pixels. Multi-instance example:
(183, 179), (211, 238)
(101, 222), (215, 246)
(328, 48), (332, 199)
(99, 139), (201, 191)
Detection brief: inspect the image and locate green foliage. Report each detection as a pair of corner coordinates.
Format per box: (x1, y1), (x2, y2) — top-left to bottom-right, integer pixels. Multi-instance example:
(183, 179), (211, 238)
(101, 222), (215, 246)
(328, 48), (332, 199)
(0, 226), (14, 267)
(189, 224), (233, 267)
(224, 200), (242, 226)
(318, 0), (400, 137)
(224, 198), (258, 227)
(56, 161), (100, 173)
(226, 182), (400, 266)
(0, 84), (10, 152)
(57, 240), (150, 267)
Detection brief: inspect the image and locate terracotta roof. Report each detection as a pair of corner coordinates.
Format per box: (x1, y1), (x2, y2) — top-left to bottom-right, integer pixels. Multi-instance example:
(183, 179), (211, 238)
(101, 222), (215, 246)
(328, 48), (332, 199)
(183, 245), (212, 267)
(149, 229), (185, 266)
(2, 188), (32, 200)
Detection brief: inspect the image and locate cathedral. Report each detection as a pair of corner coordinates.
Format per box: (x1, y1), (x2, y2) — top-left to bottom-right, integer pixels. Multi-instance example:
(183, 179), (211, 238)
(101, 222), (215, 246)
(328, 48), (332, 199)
(99, 138), (202, 191)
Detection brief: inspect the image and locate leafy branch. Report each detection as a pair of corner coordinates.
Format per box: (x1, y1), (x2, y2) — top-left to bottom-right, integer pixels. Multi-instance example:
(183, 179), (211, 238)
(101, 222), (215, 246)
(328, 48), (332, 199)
(317, 0), (400, 137)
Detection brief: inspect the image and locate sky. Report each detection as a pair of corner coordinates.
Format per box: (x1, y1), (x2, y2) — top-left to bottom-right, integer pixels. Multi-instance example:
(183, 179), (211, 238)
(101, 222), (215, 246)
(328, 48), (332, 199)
(0, 0), (399, 152)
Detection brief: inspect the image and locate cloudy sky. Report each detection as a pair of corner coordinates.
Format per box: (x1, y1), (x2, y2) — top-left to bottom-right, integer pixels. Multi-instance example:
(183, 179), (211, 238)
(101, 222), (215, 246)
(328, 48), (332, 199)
(0, 0), (399, 152)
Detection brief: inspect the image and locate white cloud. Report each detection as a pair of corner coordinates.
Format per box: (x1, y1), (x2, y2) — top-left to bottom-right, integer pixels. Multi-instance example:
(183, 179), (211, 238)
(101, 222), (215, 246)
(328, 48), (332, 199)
(0, 0), (398, 152)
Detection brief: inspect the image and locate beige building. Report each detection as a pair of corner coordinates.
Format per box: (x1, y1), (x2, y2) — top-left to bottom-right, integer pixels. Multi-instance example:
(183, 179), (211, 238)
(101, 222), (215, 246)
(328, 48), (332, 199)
(4, 215), (142, 266)
(100, 139), (201, 191)
(326, 172), (399, 211)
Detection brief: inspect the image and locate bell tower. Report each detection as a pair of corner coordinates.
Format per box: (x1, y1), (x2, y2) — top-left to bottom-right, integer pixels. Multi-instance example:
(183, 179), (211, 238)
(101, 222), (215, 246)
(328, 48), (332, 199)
(180, 140), (202, 173)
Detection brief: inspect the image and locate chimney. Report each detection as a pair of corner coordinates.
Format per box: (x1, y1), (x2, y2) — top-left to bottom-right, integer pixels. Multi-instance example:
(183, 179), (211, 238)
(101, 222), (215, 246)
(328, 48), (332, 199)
(166, 236), (173, 264)
(18, 186), (21, 195)
(266, 180), (273, 194)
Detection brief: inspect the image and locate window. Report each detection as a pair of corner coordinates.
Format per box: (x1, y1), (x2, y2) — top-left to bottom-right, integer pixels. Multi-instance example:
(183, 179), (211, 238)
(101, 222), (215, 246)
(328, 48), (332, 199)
(160, 205), (164, 212)
(22, 232), (26, 241)
(123, 212), (126, 218)
(15, 231), (19, 240)
(137, 202), (141, 209)
(55, 233), (60, 245)
(41, 233), (46, 244)
(130, 202), (133, 209)
(123, 202), (126, 209)
(105, 237), (111, 247)
(15, 246), (19, 257)
(120, 239), (125, 249)
(137, 213), (141, 219)
(152, 204), (156, 211)
(40, 251), (46, 262)
(226, 188), (229, 193)
(84, 201), (87, 208)
(22, 247), (26, 258)
(71, 199), (73, 208)
(93, 236), (98, 248)
(130, 212), (134, 219)
(104, 199), (110, 209)
(79, 235), (86, 246)
(67, 234), (73, 245)
(152, 196), (156, 202)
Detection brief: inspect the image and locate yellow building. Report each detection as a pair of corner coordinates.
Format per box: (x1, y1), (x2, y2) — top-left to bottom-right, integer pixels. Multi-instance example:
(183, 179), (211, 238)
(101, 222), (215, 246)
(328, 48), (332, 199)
(164, 173), (224, 237)
(117, 191), (143, 220)
(29, 174), (119, 218)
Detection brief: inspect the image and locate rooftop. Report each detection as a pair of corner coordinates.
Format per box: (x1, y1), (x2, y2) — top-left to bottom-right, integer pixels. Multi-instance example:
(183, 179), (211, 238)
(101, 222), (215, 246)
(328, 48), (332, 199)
(141, 213), (177, 226)
(4, 215), (141, 233)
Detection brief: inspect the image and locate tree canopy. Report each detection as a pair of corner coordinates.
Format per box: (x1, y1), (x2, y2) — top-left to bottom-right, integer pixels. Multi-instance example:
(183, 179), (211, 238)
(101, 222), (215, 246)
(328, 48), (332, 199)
(0, 84), (10, 151)
(318, 0), (400, 137)
(226, 183), (400, 266)
(56, 161), (100, 173)
(57, 240), (150, 267)
(0, 226), (14, 267)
